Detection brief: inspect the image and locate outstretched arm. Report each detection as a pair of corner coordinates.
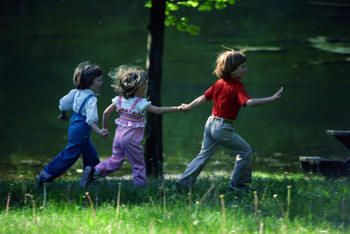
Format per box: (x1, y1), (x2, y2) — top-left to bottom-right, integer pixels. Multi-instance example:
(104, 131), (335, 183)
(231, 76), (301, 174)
(102, 103), (116, 130)
(146, 104), (182, 115)
(245, 87), (284, 107)
(90, 122), (109, 138)
(182, 95), (208, 113)
(88, 103), (116, 139)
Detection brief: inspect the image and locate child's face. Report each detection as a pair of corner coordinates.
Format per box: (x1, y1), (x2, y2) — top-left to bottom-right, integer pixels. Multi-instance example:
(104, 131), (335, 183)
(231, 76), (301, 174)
(89, 76), (103, 93)
(232, 63), (248, 79)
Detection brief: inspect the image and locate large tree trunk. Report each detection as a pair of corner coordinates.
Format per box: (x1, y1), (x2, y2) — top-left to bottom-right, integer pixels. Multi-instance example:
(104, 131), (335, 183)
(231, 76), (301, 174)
(145, 0), (166, 178)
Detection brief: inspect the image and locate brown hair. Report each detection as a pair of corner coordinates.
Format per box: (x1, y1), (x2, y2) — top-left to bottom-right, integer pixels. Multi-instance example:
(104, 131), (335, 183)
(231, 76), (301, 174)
(213, 49), (246, 79)
(73, 62), (102, 89)
(109, 65), (148, 98)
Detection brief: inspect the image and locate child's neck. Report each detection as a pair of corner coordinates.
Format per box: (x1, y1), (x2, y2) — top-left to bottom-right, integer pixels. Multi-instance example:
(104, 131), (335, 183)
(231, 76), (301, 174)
(88, 88), (98, 95)
(224, 76), (241, 80)
(135, 90), (145, 98)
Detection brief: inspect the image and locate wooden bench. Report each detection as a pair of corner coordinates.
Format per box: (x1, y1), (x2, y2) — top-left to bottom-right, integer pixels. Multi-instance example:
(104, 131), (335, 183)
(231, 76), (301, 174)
(299, 130), (350, 177)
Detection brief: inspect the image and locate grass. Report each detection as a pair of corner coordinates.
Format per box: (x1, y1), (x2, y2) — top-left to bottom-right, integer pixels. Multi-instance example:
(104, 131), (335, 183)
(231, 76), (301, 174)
(0, 172), (349, 233)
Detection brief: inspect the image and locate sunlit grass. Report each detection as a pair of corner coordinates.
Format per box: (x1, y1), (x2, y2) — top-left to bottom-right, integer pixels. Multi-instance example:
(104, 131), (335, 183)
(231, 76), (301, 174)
(1, 172), (349, 233)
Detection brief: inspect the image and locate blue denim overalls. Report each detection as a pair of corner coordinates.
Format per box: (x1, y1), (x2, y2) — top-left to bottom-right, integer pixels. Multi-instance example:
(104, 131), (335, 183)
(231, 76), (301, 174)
(40, 94), (100, 182)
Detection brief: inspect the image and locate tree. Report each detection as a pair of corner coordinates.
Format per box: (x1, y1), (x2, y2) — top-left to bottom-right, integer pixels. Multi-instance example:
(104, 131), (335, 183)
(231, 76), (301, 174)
(144, 0), (236, 178)
(144, 0), (166, 178)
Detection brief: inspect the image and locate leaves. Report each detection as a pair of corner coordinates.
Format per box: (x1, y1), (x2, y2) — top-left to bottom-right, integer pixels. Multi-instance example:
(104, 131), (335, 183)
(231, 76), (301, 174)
(176, 17), (200, 35)
(167, 2), (180, 11)
(198, 1), (212, 11)
(165, 15), (177, 26)
(165, 15), (200, 35)
(144, 1), (152, 8)
(163, 0), (236, 35)
(146, 0), (236, 35)
(178, 1), (200, 8)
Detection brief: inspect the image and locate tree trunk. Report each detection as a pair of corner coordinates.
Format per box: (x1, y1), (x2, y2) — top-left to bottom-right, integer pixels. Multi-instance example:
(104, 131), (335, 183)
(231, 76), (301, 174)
(145, 0), (166, 178)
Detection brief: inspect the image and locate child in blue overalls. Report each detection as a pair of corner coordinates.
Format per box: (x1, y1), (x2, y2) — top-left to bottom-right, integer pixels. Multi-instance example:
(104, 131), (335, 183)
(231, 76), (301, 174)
(36, 62), (108, 186)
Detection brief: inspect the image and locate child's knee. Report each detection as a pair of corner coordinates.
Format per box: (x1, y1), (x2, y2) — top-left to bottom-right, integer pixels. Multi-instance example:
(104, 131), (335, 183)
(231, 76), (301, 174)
(236, 146), (252, 160)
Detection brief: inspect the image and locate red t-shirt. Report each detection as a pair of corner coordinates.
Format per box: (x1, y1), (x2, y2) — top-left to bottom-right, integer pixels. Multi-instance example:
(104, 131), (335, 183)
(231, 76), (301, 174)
(204, 78), (250, 119)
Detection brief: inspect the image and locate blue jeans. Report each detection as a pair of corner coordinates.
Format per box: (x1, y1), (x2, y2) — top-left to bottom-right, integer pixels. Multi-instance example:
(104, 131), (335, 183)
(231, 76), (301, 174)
(177, 115), (252, 188)
(41, 112), (100, 181)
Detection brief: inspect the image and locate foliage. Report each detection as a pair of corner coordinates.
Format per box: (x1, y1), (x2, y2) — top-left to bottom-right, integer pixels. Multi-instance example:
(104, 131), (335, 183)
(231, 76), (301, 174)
(145, 0), (236, 35)
(1, 173), (350, 233)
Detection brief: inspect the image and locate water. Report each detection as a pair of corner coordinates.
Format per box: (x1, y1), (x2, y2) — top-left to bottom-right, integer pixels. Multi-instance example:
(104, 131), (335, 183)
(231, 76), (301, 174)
(1, 0), (350, 180)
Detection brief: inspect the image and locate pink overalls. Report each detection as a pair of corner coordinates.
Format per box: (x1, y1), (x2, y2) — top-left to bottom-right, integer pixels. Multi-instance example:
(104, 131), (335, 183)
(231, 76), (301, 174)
(95, 96), (147, 187)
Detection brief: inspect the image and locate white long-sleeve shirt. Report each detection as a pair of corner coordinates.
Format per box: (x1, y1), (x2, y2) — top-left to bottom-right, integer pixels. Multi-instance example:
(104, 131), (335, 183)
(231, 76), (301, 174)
(59, 89), (98, 126)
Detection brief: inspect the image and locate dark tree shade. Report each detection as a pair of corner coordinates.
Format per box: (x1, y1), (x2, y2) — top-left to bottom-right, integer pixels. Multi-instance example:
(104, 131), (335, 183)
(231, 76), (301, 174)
(145, 0), (166, 178)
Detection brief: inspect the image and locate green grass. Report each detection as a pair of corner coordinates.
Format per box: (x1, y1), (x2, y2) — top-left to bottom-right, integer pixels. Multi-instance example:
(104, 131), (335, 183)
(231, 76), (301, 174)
(0, 172), (349, 233)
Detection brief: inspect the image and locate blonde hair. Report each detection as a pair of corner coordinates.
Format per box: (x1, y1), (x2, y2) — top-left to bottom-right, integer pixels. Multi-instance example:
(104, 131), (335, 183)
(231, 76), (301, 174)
(109, 65), (148, 98)
(213, 49), (246, 79)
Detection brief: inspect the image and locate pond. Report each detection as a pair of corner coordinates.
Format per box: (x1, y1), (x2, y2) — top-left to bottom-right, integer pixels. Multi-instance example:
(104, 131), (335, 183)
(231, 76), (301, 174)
(1, 0), (350, 180)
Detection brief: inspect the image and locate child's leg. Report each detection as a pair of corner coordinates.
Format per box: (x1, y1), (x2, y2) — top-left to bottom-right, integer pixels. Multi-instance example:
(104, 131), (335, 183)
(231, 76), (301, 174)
(39, 115), (91, 182)
(41, 142), (82, 181)
(123, 128), (146, 187)
(82, 139), (100, 168)
(125, 147), (146, 187)
(94, 130), (125, 177)
(214, 125), (252, 186)
(177, 117), (218, 188)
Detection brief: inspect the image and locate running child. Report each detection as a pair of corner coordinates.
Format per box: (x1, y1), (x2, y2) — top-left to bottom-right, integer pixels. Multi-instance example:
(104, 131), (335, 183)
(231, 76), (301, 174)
(176, 49), (284, 191)
(36, 62), (108, 186)
(80, 65), (182, 188)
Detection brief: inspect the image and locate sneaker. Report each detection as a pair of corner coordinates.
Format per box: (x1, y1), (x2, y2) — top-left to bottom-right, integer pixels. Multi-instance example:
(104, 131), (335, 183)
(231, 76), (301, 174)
(229, 183), (253, 192)
(174, 182), (190, 192)
(92, 168), (101, 180)
(80, 166), (93, 189)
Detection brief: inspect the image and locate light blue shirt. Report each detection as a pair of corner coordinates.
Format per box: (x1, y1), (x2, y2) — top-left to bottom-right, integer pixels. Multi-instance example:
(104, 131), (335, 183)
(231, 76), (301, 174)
(59, 89), (98, 126)
(112, 96), (151, 114)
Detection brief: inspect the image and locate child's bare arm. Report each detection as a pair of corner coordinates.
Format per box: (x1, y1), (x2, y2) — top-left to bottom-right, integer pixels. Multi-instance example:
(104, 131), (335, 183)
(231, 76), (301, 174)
(90, 122), (108, 138)
(245, 87), (284, 107)
(102, 103), (116, 130)
(146, 104), (182, 114)
(182, 95), (208, 112)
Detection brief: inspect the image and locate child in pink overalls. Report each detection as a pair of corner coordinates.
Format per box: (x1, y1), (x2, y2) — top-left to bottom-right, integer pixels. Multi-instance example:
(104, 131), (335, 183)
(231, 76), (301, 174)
(80, 65), (183, 188)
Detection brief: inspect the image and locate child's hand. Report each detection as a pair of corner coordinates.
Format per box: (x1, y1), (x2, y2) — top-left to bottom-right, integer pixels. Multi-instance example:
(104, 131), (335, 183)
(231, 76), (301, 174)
(180, 104), (190, 113)
(272, 87), (284, 101)
(101, 128), (109, 138)
(57, 112), (68, 122)
(178, 104), (185, 112)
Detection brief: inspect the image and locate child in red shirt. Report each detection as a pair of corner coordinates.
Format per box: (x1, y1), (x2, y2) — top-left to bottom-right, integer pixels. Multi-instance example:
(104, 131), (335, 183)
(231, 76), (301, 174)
(176, 49), (283, 191)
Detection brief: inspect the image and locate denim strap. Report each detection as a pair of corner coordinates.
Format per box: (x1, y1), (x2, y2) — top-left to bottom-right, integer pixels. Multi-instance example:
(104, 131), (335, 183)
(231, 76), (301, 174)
(78, 94), (94, 115)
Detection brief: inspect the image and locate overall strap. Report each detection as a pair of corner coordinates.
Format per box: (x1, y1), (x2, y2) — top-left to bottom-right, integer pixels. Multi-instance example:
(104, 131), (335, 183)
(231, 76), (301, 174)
(130, 98), (142, 112)
(78, 94), (94, 115)
(117, 95), (123, 110)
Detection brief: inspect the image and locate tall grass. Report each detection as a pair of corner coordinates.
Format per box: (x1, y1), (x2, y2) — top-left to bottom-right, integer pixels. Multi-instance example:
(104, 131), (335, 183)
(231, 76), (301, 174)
(0, 172), (349, 233)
